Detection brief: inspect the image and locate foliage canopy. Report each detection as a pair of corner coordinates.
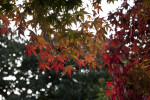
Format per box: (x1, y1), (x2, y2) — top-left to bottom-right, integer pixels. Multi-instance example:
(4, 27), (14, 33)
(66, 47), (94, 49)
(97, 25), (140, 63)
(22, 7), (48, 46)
(0, 0), (150, 99)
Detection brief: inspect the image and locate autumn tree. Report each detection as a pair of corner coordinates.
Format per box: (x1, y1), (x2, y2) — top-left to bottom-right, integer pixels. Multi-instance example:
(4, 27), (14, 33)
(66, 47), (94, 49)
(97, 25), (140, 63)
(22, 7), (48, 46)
(1, 0), (150, 100)
(102, 0), (150, 99)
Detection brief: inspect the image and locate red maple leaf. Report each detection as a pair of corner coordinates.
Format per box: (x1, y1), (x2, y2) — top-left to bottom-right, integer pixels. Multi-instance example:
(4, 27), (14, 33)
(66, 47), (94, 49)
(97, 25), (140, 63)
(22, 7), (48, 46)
(57, 55), (68, 63)
(47, 54), (54, 63)
(24, 45), (37, 59)
(37, 62), (50, 72)
(106, 82), (113, 89)
(62, 65), (77, 77)
(50, 63), (64, 74)
(105, 90), (111, 100)
(38, 50), (48, 60)
(38, 50), (54, 63)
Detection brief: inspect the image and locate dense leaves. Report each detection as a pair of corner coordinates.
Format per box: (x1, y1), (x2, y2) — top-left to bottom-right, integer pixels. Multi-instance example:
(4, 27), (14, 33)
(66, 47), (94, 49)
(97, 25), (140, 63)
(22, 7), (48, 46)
(0, 0), (150, 99)
(0, 0), (110, 76)
(101, 0), (150, 99)
(0, 36), (109, 99)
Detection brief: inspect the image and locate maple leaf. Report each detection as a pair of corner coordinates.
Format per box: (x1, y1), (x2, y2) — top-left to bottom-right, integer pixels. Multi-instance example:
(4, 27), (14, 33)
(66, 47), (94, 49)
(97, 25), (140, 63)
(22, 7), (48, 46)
(72, 50), (80, 60)
(76, 59), (86, 69)
(61, 65), (77, 77)
(47, 54), (54, 63)
(84, 54), (94, 64)
(24, 45), (37, 59)
(102, 53), (111, 65)
(94, 4), (102, 14)
(37, 62), (50, 72)
(106, 82), (113, 89)
(105, 90), (111, 100)
(50, 63), (64, 74)
(38, 50), (48, 60)
(89, 61), (97, 70)
(57, 55), (68, 63)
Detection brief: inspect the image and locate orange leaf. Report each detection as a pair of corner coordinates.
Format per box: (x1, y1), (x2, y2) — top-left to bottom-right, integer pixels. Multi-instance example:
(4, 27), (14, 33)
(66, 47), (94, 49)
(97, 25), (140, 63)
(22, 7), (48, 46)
(62, 65), (76, 77)
(76, 59), (86, 69)
(84, 54), (94, 64)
